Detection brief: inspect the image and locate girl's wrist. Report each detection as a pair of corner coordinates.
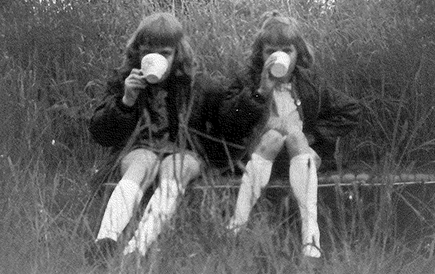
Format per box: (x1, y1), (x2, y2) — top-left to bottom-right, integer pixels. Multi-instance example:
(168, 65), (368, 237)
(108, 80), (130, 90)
(252, 87), (271, 103)
(122, 95), (135, 107)
(257, 86), (273, 97)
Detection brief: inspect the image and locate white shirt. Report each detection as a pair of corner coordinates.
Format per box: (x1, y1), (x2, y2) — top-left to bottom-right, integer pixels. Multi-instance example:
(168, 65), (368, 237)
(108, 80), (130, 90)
(267, 83), (303, 135)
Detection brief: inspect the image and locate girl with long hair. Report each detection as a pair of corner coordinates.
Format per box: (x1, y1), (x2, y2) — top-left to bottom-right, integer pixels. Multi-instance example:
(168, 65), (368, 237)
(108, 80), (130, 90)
(227, 11), (361, 261)
(86, 12), (273, 265)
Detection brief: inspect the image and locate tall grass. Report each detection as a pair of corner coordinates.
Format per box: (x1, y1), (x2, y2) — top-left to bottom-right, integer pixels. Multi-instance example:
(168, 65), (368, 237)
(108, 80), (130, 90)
(1, 0), (435, 273)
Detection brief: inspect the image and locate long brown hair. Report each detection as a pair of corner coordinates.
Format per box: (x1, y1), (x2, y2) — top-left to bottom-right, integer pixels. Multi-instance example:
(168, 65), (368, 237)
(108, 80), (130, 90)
(248, 11), (314, 88)
(119, 12), (196, 82)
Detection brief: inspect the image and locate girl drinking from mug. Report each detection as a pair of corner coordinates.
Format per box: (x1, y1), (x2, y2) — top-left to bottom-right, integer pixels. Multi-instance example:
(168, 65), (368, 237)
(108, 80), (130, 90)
(227, 11), (361, 260)
(87, 12), (200, 264)
(87, 12), (273, 265)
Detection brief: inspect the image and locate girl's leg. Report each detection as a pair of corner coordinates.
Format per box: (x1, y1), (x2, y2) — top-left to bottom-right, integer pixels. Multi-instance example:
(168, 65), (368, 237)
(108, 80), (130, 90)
(124, 152), (201, 256)
(286, 133), (322, 258)
(227, 129), (286, 232)
(97, 149), (159, 242)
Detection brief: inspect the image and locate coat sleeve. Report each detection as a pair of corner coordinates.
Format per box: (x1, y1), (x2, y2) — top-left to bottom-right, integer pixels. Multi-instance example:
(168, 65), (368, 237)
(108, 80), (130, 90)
(187, 77), (220, 154)
(188, 75), (271, 167)
(88, 75), (140, 148)
(312, 76), (361, 144)
(217, 79), (271, 144)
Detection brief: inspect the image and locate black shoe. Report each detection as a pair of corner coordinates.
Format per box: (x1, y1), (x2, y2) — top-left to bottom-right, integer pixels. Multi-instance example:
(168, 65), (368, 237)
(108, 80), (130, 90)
(85, 238), (118, 266)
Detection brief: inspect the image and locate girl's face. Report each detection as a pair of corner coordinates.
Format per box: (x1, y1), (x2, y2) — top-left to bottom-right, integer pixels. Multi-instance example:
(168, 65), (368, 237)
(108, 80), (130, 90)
(262, 44), (298, 78)
(139, 45), (176, 82)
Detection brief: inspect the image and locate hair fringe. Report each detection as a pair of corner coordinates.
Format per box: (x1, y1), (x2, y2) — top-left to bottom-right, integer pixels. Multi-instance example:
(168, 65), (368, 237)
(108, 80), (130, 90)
(247, 11), (315, 88)
(118, 13), (195, 81)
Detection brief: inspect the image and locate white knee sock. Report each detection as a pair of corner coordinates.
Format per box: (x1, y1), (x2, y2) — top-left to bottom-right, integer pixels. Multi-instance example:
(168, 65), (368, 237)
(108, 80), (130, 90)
(289, 153), (321, 258)
(97, 179), (143, 241)
(228, 153), (273, 232)
(123, 154), (200, 256)
(123, 179), (182, 256)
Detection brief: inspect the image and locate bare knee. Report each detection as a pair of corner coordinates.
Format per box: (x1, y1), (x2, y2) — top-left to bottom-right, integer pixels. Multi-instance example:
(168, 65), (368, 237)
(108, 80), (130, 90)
(160, 152), (201, 183)
(285, 132), (311, 156)
(255, 130), (286, 161)
(121, 149), (159, 174)
(290, 151), (321, 170)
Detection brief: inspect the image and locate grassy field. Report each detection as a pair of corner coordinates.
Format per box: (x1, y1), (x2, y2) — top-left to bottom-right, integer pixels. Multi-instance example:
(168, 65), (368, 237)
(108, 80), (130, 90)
(1, 0), (435, 273)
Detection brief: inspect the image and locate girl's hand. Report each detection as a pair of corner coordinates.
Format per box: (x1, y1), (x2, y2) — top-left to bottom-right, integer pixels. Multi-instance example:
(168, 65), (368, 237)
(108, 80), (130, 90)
(305, 133), (315, 145)
(122, 69), (147, 106)
(258, 55), (279, 96)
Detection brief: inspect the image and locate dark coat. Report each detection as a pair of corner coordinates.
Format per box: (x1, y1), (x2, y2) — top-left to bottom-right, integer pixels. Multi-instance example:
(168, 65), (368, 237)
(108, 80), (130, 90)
(188, 74), (271, 170)
(89, 69), (192, 153)
(228, 66), (361, 170)
(89, 65), (359, 174)
(291, 67), (361, 163)
(89, 70), (271, 171)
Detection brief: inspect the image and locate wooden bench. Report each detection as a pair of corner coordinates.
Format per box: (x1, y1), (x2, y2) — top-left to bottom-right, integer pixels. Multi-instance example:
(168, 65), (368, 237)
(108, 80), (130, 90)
(190, 172), (435, 190)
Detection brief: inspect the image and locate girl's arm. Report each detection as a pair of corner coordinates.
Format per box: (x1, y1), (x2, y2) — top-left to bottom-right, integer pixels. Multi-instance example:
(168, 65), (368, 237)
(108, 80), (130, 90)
(187, 75), (224, 156)
(188, 75), (272, 167)
(314, 84), (361, 144)
(314, 78), (361, 146)
(218, 59), (279, 145)
(217, 81), (271, 144)
(298, 68), (361, 145)
(89, 77), (141, 148)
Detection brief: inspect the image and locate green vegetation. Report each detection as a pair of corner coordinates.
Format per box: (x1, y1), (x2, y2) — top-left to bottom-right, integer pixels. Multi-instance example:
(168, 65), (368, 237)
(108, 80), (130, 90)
(1, 0), (434, 273)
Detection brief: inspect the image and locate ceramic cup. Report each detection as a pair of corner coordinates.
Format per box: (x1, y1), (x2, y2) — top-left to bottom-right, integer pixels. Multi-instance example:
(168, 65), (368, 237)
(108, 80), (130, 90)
(269, 51), (291, 78)
(141, 53), (169, 84)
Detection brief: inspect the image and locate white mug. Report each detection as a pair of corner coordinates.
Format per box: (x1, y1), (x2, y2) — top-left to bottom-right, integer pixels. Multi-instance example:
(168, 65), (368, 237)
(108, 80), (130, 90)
(141, 53), (169, 84)
(269, 51), (291, 78)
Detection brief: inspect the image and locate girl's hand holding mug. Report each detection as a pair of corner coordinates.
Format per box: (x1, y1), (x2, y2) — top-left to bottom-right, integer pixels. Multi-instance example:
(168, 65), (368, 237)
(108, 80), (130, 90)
(258, 55), (278, 96)
(258, 51), (293, 97)
(122, 68), (147, 107)
(259, 53), (290, 97)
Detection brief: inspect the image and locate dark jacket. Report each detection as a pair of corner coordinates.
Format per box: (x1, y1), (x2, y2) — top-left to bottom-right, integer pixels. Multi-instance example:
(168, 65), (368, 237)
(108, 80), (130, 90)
(188, 75), (271, 169)
(292, 67), (361, 162)
(89, 68), (193, 153)
(228, 66), (361, 169)
(89, 65), (359, 173)
(89, 70), (271, 170)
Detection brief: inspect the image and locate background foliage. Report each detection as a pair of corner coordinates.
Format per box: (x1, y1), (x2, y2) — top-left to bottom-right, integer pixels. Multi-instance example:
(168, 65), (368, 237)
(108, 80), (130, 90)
(0, 0), (434, 273)
(1, 0), (435, 171)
